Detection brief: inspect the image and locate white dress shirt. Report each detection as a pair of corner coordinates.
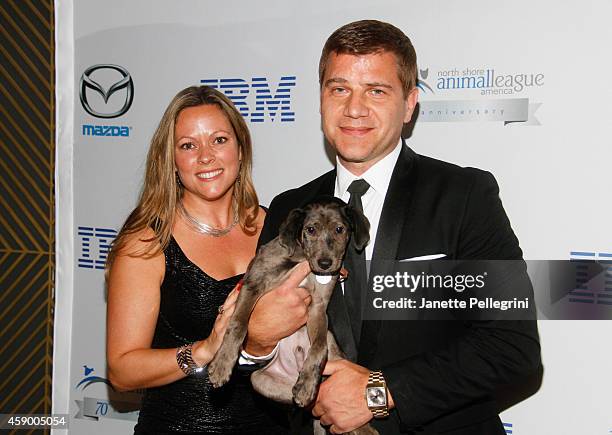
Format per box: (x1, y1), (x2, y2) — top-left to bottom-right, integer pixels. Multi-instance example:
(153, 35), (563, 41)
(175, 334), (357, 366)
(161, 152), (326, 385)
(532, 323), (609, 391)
(334, 140), (402, 290)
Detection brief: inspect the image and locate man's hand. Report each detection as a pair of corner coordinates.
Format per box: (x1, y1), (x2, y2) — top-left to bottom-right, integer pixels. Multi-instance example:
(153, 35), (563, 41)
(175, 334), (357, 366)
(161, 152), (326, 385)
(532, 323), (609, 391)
(312, 359), (373, 434)
(244, 261), (312, 356)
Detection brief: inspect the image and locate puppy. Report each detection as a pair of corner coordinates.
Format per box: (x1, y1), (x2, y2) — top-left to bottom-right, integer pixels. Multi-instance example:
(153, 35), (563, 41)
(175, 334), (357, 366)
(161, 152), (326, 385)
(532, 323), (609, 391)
(208, 197), (376, 434)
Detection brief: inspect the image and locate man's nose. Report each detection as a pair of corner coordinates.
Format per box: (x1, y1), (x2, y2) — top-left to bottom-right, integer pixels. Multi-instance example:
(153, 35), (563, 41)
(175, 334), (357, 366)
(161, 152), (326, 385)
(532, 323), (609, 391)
(344, 93), (369, 118)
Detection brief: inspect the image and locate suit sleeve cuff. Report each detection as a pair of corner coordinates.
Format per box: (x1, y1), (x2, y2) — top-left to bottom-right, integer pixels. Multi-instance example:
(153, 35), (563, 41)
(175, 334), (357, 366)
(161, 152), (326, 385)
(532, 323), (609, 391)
(382, 364), (422, 432)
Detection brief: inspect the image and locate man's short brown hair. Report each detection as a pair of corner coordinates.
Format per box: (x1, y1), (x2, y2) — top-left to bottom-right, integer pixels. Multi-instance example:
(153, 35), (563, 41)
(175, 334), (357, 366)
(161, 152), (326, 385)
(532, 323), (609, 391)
(318, 20), (418, 97)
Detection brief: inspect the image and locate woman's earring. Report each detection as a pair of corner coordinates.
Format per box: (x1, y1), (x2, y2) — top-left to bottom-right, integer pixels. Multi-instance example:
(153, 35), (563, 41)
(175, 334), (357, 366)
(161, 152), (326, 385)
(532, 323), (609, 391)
(175, 171), (182, 186)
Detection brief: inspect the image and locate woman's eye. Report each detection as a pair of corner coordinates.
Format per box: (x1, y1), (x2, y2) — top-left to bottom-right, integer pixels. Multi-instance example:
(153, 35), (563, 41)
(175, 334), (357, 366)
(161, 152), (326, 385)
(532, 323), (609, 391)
(180, 142), (195, 150)
(306, 226), (316, 235)
(213, 136), (227, 145)
(335, 226), (345, 234)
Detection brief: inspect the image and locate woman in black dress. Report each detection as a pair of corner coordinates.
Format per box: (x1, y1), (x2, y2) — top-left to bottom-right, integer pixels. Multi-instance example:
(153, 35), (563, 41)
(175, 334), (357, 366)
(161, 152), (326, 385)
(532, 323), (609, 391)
(105, 86), (304, 434)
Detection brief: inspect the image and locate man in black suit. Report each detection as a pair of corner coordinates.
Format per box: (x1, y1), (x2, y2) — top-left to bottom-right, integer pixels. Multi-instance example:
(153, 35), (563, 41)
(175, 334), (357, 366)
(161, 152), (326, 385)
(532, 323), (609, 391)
(245, 20), (541, 434)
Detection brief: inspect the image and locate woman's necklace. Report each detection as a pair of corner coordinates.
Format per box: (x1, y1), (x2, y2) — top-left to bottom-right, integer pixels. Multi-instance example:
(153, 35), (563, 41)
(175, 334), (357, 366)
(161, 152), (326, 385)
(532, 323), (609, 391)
(178, 200), (238, 237)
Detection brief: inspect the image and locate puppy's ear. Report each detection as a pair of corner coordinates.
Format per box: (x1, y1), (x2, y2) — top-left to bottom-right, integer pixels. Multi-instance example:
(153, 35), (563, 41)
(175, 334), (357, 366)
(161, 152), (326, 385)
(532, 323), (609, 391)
(344, 206), (370, 251)
(279, 208), (306, 255)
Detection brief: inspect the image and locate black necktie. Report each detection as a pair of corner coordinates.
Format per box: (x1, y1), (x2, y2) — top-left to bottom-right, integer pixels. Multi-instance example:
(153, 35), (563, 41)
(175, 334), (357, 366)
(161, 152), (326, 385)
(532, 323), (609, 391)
(344, 179), (370, 345)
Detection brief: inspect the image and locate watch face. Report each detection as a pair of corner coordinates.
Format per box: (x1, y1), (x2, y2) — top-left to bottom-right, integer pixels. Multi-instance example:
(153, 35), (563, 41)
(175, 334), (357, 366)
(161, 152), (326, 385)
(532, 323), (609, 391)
(366, 387), (387, 407)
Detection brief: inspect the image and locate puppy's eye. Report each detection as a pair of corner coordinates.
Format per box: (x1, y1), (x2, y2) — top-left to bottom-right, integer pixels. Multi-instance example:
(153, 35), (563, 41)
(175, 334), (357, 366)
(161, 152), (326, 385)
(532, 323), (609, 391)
(306, 226), (316, 235)
(335, 226), (345, 234)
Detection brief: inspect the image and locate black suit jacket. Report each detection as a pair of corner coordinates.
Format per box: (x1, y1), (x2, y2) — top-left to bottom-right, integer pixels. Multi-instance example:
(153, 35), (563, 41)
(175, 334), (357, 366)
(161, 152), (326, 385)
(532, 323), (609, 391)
(259, 145), (541, 435)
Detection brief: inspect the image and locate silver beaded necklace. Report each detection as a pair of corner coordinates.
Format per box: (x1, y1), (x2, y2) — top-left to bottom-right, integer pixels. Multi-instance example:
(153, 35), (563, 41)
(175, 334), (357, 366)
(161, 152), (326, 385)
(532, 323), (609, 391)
(177, 200), (238, 237)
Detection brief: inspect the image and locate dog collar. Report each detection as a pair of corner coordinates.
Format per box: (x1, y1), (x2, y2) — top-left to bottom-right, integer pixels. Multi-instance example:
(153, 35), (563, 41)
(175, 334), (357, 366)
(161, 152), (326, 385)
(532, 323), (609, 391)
(314, 275), (332, 284)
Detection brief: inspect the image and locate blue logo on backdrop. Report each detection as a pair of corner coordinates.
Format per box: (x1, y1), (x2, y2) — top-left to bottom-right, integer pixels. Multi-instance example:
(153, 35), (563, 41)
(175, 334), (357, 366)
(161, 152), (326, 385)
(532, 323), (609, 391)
(433, 67), (544, 96)
(82, 125), (130, 137)
(201, 76), (296, 122)
(76, 365), (113, 391)
(79, 64), (134, 136)
(417, 68), (435, 94)
(502, 422), (513, 434)
(417, 65), (542, 125)
(74, 364), (143, 422)
(569, 251), (612, 305)
(77, 226), (117, 269)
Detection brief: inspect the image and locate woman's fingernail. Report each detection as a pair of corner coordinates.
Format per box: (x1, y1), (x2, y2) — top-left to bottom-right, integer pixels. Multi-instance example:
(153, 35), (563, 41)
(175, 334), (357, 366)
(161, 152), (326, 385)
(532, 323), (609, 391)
(236, 279), (244, 292)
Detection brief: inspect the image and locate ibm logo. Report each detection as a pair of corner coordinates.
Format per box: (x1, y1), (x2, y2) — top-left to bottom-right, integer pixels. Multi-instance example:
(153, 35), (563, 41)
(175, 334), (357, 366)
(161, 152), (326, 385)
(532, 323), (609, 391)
(569, 251), (612, 305)
(77, 226), (117, 269)
(503, 422), (513, 434)
(201, 76), (296, 122)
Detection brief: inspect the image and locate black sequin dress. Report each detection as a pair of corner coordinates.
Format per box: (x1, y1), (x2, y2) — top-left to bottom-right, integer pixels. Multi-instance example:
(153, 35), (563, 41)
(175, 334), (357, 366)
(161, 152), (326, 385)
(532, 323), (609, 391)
(134, 237), (288, 434)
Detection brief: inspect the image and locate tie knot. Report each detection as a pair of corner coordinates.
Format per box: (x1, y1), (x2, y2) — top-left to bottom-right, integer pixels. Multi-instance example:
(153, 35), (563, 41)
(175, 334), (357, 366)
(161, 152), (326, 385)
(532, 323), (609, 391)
(347, 179), (370, 198)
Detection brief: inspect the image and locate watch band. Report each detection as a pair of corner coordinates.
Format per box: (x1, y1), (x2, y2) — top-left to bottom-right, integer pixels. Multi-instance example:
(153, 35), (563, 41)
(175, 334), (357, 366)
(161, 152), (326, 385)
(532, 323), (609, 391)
(368, 370), (390, 418)
(372, 407), (390, 418)
(176, 343), (206, 376)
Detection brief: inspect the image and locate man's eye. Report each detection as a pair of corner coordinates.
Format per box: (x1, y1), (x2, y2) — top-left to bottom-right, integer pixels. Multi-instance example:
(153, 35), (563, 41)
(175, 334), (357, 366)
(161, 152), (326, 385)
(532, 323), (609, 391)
(332, 87), (347, 95)
(335, 226), (345, 234)
(306, 226), (316, 235)
(370, 88), (385, 96)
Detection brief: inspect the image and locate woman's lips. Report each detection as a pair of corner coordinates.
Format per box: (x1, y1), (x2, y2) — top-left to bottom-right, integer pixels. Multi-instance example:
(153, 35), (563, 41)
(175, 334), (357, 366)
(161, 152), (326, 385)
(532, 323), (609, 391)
(196, 169), (223, 180)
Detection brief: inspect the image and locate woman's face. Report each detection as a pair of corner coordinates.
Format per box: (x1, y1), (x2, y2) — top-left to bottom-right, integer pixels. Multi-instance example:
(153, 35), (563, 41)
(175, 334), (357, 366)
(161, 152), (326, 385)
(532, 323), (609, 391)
(174, 104), (241, 204)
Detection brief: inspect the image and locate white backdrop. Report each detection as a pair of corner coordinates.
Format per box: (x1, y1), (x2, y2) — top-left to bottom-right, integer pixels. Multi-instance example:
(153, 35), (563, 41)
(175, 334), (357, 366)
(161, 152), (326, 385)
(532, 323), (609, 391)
(54, 1), (612, 434)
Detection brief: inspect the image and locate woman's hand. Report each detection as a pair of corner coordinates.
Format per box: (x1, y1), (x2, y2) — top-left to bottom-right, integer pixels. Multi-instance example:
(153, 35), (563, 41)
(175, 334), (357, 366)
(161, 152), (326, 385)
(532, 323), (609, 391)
(192, 281), (241, 365)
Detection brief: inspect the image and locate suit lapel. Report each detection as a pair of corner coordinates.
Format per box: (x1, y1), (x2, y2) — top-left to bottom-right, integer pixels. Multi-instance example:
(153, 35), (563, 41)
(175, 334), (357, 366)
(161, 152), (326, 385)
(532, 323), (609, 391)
(302, 170), (335, 206)
(327, 280), (358, 361)
(358, 144), (417, 365)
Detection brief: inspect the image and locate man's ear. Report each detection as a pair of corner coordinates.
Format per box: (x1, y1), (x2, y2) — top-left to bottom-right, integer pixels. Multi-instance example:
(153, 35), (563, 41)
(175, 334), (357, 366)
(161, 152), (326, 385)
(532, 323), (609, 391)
(344, 206), (370, 251)
(279, 208), (306, 255)
(403, 87), (419, 123)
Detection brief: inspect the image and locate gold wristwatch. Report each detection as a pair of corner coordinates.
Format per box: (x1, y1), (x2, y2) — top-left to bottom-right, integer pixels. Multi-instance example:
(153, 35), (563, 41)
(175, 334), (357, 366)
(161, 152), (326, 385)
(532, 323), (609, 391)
(366, 370), (389, 418)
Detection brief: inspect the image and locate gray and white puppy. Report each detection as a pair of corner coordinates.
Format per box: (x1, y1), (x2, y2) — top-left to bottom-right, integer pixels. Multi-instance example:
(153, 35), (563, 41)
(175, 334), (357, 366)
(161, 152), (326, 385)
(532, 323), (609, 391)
(207, 197), (374, 433)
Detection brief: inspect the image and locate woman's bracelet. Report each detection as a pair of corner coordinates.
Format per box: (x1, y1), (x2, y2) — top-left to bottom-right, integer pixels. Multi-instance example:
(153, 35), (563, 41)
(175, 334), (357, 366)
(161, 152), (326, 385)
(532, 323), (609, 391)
(176, 343), (207, 376)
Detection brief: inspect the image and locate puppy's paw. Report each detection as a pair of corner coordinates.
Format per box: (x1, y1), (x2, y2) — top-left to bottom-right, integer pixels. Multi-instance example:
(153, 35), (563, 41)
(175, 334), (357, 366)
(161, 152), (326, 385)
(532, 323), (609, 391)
(292, 367), (320, 407)
(207, 355), (233, 388)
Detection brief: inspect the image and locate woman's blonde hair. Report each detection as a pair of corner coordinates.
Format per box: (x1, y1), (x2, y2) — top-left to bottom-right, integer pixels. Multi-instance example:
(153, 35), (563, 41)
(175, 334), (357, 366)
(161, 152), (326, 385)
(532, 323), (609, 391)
(107, 85), (259, 267)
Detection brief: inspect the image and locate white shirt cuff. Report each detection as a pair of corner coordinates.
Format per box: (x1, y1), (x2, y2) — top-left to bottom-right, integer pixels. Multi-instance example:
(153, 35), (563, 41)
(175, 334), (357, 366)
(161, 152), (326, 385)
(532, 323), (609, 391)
(238, 343), (279, 365)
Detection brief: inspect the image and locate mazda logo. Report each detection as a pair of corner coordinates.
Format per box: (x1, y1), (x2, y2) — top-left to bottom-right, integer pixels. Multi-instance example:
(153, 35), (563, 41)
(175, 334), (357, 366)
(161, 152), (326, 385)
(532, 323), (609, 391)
(79, 64), (134, 119)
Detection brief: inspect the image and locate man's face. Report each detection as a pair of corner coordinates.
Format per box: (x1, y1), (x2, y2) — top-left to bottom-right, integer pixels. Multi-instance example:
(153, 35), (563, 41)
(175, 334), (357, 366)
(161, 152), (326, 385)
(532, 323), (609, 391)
(320, 51), (418, 175)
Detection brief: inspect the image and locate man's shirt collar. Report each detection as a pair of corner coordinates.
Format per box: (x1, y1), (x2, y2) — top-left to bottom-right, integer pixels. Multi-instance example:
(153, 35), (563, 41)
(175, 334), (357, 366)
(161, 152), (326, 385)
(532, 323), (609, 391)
(335, 139), (402, 199)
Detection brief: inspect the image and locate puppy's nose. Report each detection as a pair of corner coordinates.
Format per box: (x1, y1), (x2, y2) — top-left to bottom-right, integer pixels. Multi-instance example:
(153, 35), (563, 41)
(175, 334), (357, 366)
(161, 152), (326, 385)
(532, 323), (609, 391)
(317, 258), (333, 270)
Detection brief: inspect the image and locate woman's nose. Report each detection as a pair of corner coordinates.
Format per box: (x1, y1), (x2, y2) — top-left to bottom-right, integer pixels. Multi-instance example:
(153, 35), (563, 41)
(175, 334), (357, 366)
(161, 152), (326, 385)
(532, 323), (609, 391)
(197, 144), (215, 164)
